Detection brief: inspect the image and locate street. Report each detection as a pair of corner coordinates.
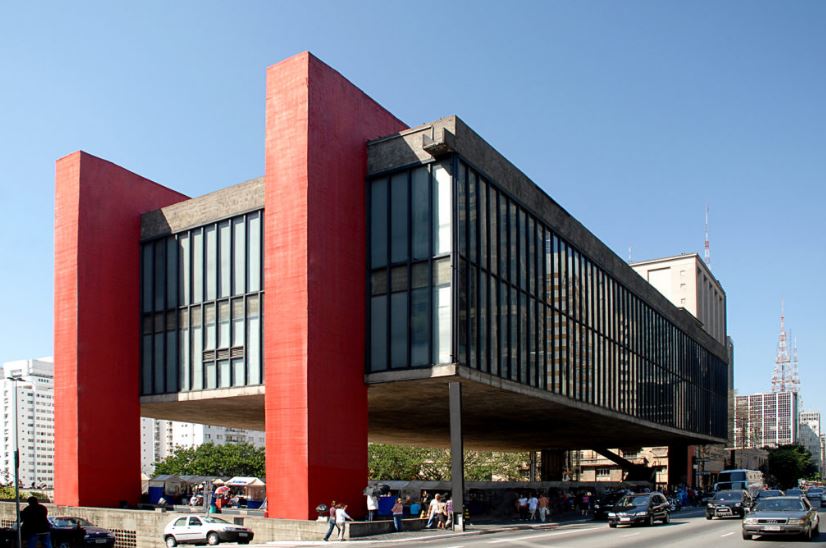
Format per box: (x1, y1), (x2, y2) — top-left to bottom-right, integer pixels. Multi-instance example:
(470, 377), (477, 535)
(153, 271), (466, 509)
(255, 509), (826, 548)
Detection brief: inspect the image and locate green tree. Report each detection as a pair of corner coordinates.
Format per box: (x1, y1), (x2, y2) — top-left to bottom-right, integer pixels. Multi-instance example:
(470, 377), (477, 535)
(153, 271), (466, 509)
(153, 443), (265, 477)
(765, 444), (818, 489)
(368, 444), (528, 481)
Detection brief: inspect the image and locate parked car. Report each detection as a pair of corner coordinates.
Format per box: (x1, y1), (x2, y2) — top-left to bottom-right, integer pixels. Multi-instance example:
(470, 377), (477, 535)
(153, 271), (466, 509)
(607, 492), (670, 528)
(705, 490), (752, 519)
(785, 488), (804, 497)
(742, 496), (820, 541)
(163, 515), (253, 546)
(49, 516), (116, 548)
(805, 487), (824, 508)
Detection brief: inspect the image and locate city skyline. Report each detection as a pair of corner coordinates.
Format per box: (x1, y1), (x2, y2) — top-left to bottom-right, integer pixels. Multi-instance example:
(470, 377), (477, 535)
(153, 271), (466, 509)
(0, 2), (823, 415)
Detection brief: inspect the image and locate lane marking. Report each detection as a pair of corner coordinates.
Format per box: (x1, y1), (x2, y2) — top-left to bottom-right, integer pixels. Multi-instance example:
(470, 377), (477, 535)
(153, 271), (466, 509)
(622, 532), (640, 537)
(721, 532), (734, 537)
(486, 526), (600, 543)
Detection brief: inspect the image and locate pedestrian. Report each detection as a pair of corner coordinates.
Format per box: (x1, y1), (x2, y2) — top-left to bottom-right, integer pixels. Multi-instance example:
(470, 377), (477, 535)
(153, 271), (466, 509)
(425, 493), (441, 528)
(21, 496), (52, 548)
(436, 495), (447, 529)
(518, 493), (529, 520)
(528, 493), (538, 521)
(335, 503), (353, 541)
(391, 498), (404, 532)
(444, 496), (454, 529)
(366, 491), (378, 521)
(323, 501), (338, 542)
(538, 492), (549, 522)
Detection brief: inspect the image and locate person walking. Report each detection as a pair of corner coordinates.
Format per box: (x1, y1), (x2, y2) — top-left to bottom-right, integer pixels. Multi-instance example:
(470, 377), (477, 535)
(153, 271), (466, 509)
(391, 498), (404, 532)
(21, 496), (52, 548)
(366, 492), (378, 522)
(444, 496), (454, 529)
(323, 501), (338, 542)
(335, 504), (353, 541)
(528, 493), (539, 521)
(538, 492), (549, 523)
(425, 493), (441, 528)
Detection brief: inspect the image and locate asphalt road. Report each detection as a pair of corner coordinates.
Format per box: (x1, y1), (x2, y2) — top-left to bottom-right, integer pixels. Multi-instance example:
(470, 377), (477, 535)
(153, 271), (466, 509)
(255, 509), (826, 548)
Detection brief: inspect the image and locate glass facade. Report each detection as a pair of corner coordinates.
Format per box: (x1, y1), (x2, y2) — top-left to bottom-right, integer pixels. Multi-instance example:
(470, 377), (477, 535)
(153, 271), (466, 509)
(140, 210), (263, 396)
(368, 157), (728, 439)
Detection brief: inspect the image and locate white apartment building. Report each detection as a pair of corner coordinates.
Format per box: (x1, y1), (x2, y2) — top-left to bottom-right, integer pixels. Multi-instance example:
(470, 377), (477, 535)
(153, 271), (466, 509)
(1, 358), (55, 488)
(734, 391), (798, 449)
(799, 411), (823, 471)
(140, 419), (265, 476)
(631, 253), (726, 345)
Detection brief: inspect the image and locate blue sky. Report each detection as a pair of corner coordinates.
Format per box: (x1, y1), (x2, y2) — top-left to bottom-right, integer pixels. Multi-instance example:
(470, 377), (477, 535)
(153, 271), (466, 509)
(1, 1), (823, 414)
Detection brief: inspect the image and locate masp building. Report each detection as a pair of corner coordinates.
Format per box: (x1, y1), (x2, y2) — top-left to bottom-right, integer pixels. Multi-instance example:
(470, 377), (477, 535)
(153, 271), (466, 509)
(53, 52), (728, 520)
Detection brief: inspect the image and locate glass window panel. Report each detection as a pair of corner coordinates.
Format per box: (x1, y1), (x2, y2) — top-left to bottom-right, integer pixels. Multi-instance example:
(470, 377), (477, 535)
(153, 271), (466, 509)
(166, 238), (178, 308)
(411, 287), (429, 366)
(192, 229), (203, 304)
(371, 178), (388, 268)
(390, 292), (408, 369)
(433, 284), (452, 364)
(232, 298), (245, 347)
(480, 179), (488, 269)
(520, 292), (527, 383)
(204, 303), (216, 350)
(180, 311), (190, 391)
(457, 163), (466, 257)
(411, 262), (428, 289)
(433, 257), (451, 285)
(432, 163), (452, 255)
(411, 167), (429, 260)
(500, 280), (509, 377)
(480, 273), (487, 373)
(390, 266), (408, 293)
(232, 358), (245, 387)
(218, 221), (231, 298)
(519, 210), (527, 290)
(469, 170), (477, 264)
(142, 244), (153, 313)
(371, 295), (388, 371)
(154, 333), (164, 393)
(510, 286), (518, 382)
(490, 188), (498, 275)
(247, 295), (261, 385)
(498, 195), (508, 278)
(371, 270), (388, 295)
(509, 202), (517, 283)
(458, 259), (467, 365)
(232, 217), (246, 295)
(153, 241), (165, 312)
(248, 212), (261, 292)
(191, 307), (203, 390)
(206, 362), (217, 389)
(490, 277), (498, 376)
(179, 234), (190, 306)
(469, 265), (477, 369)
(390, 172), (409, 264)
(141, 335), (153, 395)
(205, 225), (217, 301)
(166, 329), (177, 393)
(218, 300), (230, 349)
(218, 359), (231, 388)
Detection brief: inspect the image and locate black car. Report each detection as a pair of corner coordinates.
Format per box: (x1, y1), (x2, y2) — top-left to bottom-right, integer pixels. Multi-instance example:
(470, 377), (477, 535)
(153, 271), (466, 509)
(49, 517), (116, 548)
(592, 492), (626, 520)
(706, 490), (752, 519)
(607, 492), (670, 528)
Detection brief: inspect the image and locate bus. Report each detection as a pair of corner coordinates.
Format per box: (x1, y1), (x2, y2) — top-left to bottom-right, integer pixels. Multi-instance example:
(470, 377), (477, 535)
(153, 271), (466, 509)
(714, 469), (764, 495)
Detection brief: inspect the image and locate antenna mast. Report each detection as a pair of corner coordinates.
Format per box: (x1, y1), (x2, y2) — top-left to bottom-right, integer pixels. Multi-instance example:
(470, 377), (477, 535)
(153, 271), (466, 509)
(771, 301), (792, 393)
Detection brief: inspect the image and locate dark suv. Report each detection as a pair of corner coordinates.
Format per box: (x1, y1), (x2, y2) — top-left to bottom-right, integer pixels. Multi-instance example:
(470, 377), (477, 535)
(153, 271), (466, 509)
(608, 492), (670, 527)
(706, 490), (752, 519)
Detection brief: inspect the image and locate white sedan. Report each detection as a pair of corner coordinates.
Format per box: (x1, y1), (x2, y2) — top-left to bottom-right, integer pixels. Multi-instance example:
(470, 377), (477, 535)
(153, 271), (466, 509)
(163, 515), (254, 546)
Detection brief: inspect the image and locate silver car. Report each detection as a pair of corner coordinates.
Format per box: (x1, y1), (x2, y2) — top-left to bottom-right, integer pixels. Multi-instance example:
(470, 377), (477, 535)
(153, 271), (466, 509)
(805, 488), (824, 508)
(742, 496), (820, 541)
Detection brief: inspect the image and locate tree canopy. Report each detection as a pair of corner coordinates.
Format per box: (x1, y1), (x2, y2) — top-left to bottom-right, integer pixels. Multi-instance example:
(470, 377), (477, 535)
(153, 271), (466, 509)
(763, 444), (818, 489)
(367, 443), (528, 481)
(153, 443), (265, 477)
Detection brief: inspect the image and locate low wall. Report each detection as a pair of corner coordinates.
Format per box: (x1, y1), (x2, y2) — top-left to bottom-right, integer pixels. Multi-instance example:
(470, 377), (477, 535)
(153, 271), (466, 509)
(0, 503), (425, 547)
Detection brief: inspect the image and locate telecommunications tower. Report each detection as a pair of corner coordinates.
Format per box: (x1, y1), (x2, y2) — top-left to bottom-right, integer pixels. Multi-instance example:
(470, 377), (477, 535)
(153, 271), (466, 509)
(771, 301), (800, 394)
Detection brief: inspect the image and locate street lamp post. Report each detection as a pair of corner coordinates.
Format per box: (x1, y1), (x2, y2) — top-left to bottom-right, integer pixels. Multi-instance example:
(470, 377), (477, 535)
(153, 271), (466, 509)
(7, 374), (23, 548)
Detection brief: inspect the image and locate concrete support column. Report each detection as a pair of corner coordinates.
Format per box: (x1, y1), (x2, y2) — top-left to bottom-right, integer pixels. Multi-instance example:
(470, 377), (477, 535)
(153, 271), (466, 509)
(668, 444), (690, 488)
(449, 382), (465, 532)
(540, 449), (565, 481)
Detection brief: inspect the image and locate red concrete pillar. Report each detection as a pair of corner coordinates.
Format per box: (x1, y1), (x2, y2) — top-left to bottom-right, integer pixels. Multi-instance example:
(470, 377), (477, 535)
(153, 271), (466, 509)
(54, 152), (187, 507)
(263, 52), (406, 519)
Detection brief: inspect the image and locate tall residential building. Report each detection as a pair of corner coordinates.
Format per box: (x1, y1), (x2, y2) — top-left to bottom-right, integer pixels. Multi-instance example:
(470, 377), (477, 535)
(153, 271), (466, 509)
(1, 358), (55, 488)
(799, 411), (822, 470)
(734, 391), (798, 449)
(630, 253), (727, 345)
(140, 418), (265, 476)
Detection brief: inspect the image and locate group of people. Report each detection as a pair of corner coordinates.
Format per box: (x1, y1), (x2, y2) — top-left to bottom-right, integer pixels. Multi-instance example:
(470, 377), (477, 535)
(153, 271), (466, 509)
(424, 493), (455, 529)
(366, 493), (405, 532)
(322, 501), (354, 542)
